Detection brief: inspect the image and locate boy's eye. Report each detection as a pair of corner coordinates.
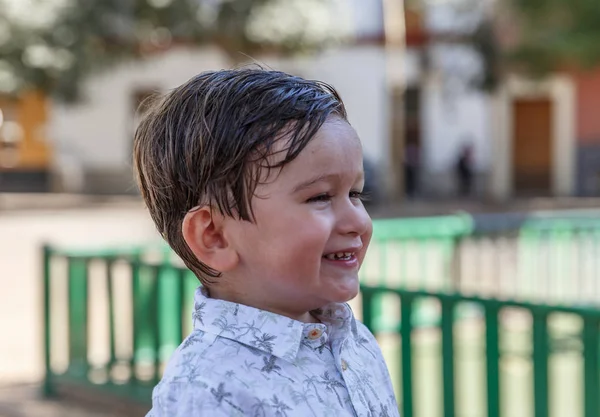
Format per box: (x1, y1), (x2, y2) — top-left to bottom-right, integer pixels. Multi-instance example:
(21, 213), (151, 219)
(350, 190), (367, 201)
(307, 193), (332, 203)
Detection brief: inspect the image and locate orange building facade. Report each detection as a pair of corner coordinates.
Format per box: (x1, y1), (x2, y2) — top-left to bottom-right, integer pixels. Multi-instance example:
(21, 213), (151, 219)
(574, 70), (600, 195)
(0, 91), (52, 192)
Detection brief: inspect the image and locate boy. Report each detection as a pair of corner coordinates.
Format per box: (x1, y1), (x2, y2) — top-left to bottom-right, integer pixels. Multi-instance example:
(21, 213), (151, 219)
(134, 68), (399, 416)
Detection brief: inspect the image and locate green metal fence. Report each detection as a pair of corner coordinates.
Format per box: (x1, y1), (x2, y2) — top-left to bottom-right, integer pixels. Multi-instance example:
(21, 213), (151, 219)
(42, 245), (194, 405)
(361, 285), (600, 417)
(361, 212), (600, 303)
(42, 212), (600, 415)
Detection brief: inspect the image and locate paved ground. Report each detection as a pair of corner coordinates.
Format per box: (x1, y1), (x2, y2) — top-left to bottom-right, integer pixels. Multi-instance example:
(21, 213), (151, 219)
(0, 384), (126, 417)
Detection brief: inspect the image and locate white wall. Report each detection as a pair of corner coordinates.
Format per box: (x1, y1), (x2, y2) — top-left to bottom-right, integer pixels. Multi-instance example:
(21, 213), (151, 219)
(348, 0), (384, 39)
(273, 46), (388, 164)
(48, 47), (229, 171)
(48, 44), (390, 181)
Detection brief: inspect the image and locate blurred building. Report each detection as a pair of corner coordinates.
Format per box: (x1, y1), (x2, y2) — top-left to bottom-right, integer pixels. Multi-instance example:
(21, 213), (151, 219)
(1, 1), (487, 200)
(43, 1), (390, 196)
(400, 0), (494, 199)
(3, 0), (600, 201)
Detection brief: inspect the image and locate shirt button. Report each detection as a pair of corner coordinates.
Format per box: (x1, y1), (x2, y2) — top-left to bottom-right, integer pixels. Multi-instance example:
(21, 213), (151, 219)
(307, 328), (322, 340)
(341, 359), (348, 371)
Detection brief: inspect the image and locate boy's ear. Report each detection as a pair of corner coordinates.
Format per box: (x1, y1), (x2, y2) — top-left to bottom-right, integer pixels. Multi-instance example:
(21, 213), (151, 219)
(182, 206), (238, 273)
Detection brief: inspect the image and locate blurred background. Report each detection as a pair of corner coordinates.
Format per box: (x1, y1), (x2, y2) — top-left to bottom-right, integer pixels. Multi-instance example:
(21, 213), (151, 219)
(3, 0), (600, 416)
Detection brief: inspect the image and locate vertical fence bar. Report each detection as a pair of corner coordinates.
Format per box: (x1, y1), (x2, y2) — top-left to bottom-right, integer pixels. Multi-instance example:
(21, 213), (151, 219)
(131, 258), (160, 384)
(532, 310), (549, 417)
(361, 287), (374, 332)
(42, 245), (53, 396)
(152, 265), (161, 384)
(592, 228), (600, 302)
(106, 258), (117, 369)
(583, 316), (600, 417)
(545, 230), (554, 302)
(158, 264), (181, 360)
(68, 256), (89, 378)
(518, 230), (530, 300)
(441, 298), (455, 417)
(177, 268), (186, 343)
(450, 237), (462, 292)
(485, 304), (500, 417)
(400, 294), (414, 417)
(555, 229), (571, 303)
(418, 239), (427, 290)
(130, 256), (141, 384)
(185, 270), (199, 333)
(373, 243), (388, 329)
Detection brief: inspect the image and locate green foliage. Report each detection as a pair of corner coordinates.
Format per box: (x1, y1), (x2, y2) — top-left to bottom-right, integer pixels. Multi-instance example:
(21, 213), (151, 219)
(0, 0), (346, 102)
(509, 0), (600, 74)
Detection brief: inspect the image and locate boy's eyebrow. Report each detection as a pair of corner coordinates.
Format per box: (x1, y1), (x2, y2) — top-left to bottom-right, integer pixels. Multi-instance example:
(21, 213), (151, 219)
(292, 171), (364, 193)
(292, 174), (338, 193)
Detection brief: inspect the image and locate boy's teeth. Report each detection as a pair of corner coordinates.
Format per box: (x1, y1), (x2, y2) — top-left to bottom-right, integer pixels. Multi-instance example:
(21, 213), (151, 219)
(325, 252), (353, 260)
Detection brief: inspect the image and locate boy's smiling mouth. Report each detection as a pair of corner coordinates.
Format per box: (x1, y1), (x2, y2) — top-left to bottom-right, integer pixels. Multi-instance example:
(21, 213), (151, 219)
(322, 246), (362, 268)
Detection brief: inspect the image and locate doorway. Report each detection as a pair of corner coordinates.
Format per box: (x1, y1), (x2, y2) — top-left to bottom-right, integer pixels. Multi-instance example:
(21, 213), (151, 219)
(512, 98), (553, 195)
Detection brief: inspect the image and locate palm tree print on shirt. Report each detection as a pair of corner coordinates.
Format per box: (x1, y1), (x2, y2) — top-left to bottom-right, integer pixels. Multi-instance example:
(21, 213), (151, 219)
(261, 355), (295, 382)
(210, 382), (244, 414)
(270, 395), (292, 417)
(252, 333), (277, 353)
(320, 371), (346, 407)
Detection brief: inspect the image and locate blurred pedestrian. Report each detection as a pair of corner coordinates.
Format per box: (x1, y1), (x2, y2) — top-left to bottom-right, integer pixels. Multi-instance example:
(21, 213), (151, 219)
(404, 141), (420, 198)
(456, 143), (474, 196)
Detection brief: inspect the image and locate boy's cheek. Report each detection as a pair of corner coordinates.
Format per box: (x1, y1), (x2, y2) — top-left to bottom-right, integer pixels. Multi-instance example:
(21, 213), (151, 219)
(359, 234), (372, 263)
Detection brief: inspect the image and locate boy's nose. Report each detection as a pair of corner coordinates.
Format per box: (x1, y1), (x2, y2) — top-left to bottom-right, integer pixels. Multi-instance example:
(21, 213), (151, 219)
(337, 202), (372, 237)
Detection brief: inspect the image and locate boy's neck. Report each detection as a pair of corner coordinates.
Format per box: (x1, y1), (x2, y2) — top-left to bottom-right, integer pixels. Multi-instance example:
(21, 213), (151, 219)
(207, 286), (321, 324)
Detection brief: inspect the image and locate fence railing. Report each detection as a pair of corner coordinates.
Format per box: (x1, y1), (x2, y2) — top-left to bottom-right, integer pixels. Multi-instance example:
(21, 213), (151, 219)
(361, 212), (600, 303)
(42, 245), (195, 406)
(361, 285), (600, 417)
(43, 211), (600, 415)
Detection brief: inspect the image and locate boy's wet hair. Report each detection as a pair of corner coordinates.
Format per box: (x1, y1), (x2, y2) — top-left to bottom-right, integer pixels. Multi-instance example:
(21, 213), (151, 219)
(133, 67), (347, 285)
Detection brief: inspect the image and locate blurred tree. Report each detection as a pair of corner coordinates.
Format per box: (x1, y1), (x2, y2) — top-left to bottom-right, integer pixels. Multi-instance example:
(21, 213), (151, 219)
(413, 0), (502, 92)
(407, 0), (600, 92)
(508, 0), (600, 76)
(0, 0), (349, 102)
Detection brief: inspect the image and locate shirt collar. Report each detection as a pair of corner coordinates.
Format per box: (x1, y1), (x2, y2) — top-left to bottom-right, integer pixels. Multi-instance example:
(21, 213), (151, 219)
(192, 287), (355, 361)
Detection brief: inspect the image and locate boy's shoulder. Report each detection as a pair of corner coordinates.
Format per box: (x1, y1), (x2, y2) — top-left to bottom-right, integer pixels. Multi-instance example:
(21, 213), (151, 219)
(149, 329), (252, 415)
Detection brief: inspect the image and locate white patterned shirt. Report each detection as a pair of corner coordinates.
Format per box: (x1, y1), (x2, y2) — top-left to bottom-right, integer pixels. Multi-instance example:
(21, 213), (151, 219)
(147, 287), (399, 417)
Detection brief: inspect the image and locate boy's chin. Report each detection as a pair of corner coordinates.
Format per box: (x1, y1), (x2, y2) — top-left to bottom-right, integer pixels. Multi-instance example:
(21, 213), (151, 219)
(330, 285), (360, 303)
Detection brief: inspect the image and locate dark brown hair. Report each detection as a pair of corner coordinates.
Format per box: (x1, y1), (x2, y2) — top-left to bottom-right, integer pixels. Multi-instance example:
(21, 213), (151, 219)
(133, 67), (347, 285)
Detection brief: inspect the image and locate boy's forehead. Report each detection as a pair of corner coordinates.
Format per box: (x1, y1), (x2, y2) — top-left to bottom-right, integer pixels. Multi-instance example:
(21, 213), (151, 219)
(270, 118), (360, 159)
(257, 120), (363, 185)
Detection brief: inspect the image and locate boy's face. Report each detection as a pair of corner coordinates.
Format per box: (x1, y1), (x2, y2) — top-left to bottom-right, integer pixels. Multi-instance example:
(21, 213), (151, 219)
(221, 117), (372, 320)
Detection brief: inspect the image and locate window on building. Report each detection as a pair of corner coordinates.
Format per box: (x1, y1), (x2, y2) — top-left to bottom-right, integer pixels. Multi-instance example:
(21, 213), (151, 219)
(0, 99), (23, 168)
(404, 87), (421, 197)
